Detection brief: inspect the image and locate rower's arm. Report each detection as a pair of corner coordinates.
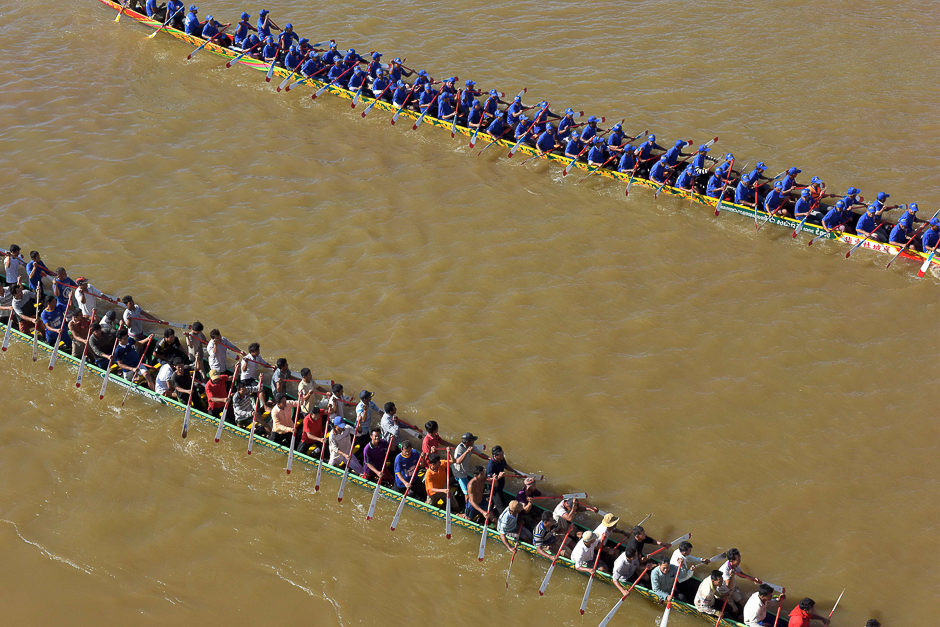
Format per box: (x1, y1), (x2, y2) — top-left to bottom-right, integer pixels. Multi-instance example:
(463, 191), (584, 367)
(535, 545), (553, 559)
(499, 533), (514, 551)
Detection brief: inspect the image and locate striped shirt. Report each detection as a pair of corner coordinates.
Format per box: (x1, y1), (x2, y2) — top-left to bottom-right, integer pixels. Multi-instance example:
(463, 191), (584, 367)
(533, 521), (555, 548)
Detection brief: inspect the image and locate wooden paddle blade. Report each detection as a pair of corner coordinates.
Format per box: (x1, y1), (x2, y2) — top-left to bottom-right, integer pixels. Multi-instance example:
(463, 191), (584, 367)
(599, 597), (626, 627)
(538, 564), (555, 596)
(580, 576), (593, 615)
(660, 606), (672, 627)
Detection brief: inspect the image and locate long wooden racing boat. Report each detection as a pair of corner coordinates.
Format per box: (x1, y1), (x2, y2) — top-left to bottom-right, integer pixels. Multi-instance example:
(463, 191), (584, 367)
(1, 300), (786, 627)
(95, 0), (938, 277)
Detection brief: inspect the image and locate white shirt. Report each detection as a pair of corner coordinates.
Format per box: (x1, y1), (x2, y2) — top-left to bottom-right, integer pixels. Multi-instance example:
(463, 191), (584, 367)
(75, 284), (104, 317)
(240, 353), (269, 382)
(570, 538), (596, 569)
(743, 591), (772, 627)
(4, 255), (23, 284)
(612, 552), (637, 582)
(155, 363), (173, 395)
(670, 548), (704, 583)
(328, 425), (355, 464)
(380, 412), (399, 442)
(719, 560), (741, 586)
(207, 337), (233, 373)
(123, 304), (143, 337)
(552, 501), (571, 530)
(593, 523), (612, 544)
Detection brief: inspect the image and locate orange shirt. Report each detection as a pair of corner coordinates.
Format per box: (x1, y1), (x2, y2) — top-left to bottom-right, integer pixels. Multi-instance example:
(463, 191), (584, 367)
(424, 465), (447, 495)
(787, 607), (812, 627)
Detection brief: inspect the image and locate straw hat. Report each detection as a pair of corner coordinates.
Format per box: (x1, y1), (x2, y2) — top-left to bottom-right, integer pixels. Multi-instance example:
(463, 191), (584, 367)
(582, 530), (596, 544)
(601, 513), (619, 528)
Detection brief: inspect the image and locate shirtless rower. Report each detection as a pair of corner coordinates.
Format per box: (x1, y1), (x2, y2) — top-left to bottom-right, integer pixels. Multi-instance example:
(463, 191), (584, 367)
(463, 465), (490, 523)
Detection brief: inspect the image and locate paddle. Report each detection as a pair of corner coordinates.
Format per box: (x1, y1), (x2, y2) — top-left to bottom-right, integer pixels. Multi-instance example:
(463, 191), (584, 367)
(390, 452), (425, 530)
(366, 435), (396, 521)
(886, 207), (940, 269)
(477, 476), (498, 561)
(579, 536), (605, 615)
(314, 424), (328, 491)
(412, 88), (444, 131)
(712, 594), (731, 626)
(283, 400), (303, 473)
(180, 366), (196, 439)
(612, 513), (652, 551)
(47, 292), (74, 371)
(226, 42), (260, 67)
(445, 447), (453, 538)
(98, 322), (125, 399)
(715, 159), (746, 216)
(285, 65), (328, 92)
(646, 532), (692, 560)
(562, 145), (591, 177)
(529, 492), (588, 501)
(576, 155), (616, 184)
(653, 139), (708, 199)
(246, 386), (265, 455)
(845, 221), (886, 258)
(918, 248), (937, 278)
(312, 66), (355, 100)
(538, 512), (577, 595)
(771, 591), (786, 627)
(756, 197), (786, 232)
(187, 24), (231, 60)
(127, 316), (190, 330)
(505, 518), (525, 589)
(659, 558), (684, 627)
(449, 90), (461, 138)
(507, 103), (550, 158)
(598, 564), (652, 627)
(1, 309), (11, 353)
(337, 415), (364, 502)
(31, 309), (39, 362)
(390, 83), (421, 125)
(148, 6), (183, 39)
(264, 56), (278, 82)
(360, 82), (392, 118)
(827, 588), (845, 620)
(213, 362), (240, 442)
(114, 0), (128, 23)
(477, 129), (509, 157)
(277, 55), (307, 92)
(73, 308), (97, 387)
(120, 335), (154, 408)
(624, 158), (641, 197)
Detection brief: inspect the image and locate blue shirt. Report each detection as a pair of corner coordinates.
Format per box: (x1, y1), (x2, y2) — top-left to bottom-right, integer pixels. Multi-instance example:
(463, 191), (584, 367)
(735, 181), (754, 204)
(348, 71), (367, 90)
(56, 277), (77, 307)
(714, 162), (730, 180)
(607, 131), (623, 149)
(706, 173), (725, 197)
(743, 168), (762, 186)
(793, 197), (814, 217)
(636, 140), (663, 161)
(301, 58), (321, 77)
(888, 223), (908, 243)
(279, 31), (299, 49)
(113, 339), (140, 369)
(536, 131), (556, 152)
(321, 49), (341, 65)
(262, 43), (278, 59)
(922, 228), (940, 250)
(856, 211), (877, 233)
(618, 150), (637, 173)
(468, 107), (484, 125)
(184, 12), (201, 35)
(25, 260), (49, 290)
(514, 121), (532, 141)
(823, 207), (850, 229)
(418, 89), (436, 110)
(486, 457), (507, 492)
(327, 64), (347, 83)
(202, 22), (218, 39)
(765, 189), (785, 212)
(367, 60), (382, 79)
(437, 97), (454, 119)
(166, 0), (182, 17)
(284, 50), (303, 70)
(394, 452), (420, 488)
(663, 145), (682, 167)
(506, 102), (523, 121)
(676, 164), (696, 189)
(691, 153), (709, 170)
(486, 116), (506, 137)
(557, 117), (575, 139)
(392, 85), (411, 106)
(841, 194), (860, 209)
(587, 145), (606, 164)
(145, 0), (159, 17)
(257, 16), (272, 39)
(780, 174), (797, 194)
(40, 304), (67, 335)
(372, 76), (390, 93)
(483, 96), (499, 117)
(234, 20), (251, 42)
(388, 65), (403, 83)
(241, 35), (259, 51)
(580, 125), (597, 142)
(565, 136), (583, 157)
(649, 158), (669, 183)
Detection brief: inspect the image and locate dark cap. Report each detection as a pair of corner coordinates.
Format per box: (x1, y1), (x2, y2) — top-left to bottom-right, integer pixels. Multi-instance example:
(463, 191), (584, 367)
(359, 390), (372, 400)
(461, 432), (478, 442)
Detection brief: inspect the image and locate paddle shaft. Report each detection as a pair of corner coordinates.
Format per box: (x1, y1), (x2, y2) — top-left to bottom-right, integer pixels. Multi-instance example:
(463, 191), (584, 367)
(149, 6), (183, 38)
(337, 415), (364, 501)
(75, 308), (97, 387)
(659, 558), (684, 627)
(538, 512), (576, 595)
(390, 451), (425, 530)
(98, 321), (126, 399)
(285, 400), (303, 474)
(579, 535), (605, 614)
(366, 435), (396, 520)
(213, 362), (241, 442)
(598, 564), (652, 627)
(477, 476), (498, 560)
(505, 518), (525, 588)
(47, 291), (74, 371)
(120, 336), (154, 408)
(846, 221), (886, 258)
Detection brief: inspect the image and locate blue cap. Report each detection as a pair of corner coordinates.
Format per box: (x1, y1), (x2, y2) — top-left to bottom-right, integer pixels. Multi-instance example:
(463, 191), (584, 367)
(756, 161), (766, 170)
(372, 52), (381, 59)
(539, 101), (548, 108)
(265, 35), (274, 43)
(445, 76), (455, 83)
(835, 200), (845, 209)
(930, 218), (939, 226)
(396, 80), (405, 87)
(910, 203), (919, 212)
(588, 116), (598, 123)
(698, 144), (709, 152)
(424, 83), (432, 90)
(348, 48), (356, 55)
(564, 108), (574, 115)
(675, 140), (685, 148)
(811, 176), (822, 184)
(285, 23), (293, 29)
(189, 4), (197, 11)
(648, 134), (656, 141)
(514, 95), (521, 102)
(334, 59), (342, 64)
(418, 70), (428, 76)
(847, 187), (859, 195)
(876, 192), (889, 201)
(206, 14), (213, 20)
(290, 44), (298, 52)
(593, 136), (603, 144)
(392, 57), (401, 63)
(801, 189), (811, 198)
(329, 41), (337, 48)
(773, 181), (783, 190)
(241, 11), (250, 18)
(725, 153), (734, 161)
(518, 114), (528, 121)
(866, 204), (876, 213)
(333, 416), (345, 426)
(546, 125), (555, 132)
(612, 124), (622, 131)
(472, 99), (480, 107)
(465, 79), (476, 86)
(788, 167), (801, 175)
(259, 8), (268, 15)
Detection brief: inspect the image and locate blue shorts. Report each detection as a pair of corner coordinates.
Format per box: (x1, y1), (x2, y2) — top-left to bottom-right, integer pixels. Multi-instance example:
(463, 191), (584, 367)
(456, 476), (470, 495)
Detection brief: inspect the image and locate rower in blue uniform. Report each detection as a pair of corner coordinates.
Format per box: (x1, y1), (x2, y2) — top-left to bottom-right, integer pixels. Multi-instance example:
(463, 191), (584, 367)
(278, 23), (298, 59)
(348, 66), (368, 93)
(283, 45), (303, 72)
(867, 192), (900, 221)
(513, 115), (534, 145)
(586, 136), (607, 167)
(327, 59), (349, 87)
(242, 34), (261, 58)
(855, 204), (887, 242)
(606, 124), (625, 156)
(166, 0), (184, 29)
(343, 48), (363, 67)
(439, 77), (457, 96)
(690, 144), (716, 191)
(793, 189), (824, 225)
(418, 83), (437, 112)
(713, 153), (735, 180)
(557, 109), (579, 141)
(889, 204), (922, 249)
(301, 50), (323, 79)
(675, 162), (697, 191)
(297, 38), (312, 57)
(388, 58), (412, 83)
(233, 12), (255, 46)
(506, 96), (526, 126)
(734, 164), (763, 208)
(371, 68), (391, 99)
(780, 167), (801, 197)
(461, 81), (480, 109)
(486, 110), (510, 140)
(322, 41), (341, 65)
(257, 9), (279, 40)
(146, 0), (167, 21)
(822, 200), (853, 233)
(617, 143), (637, 173)
(367, 52), (383, 79)
(184, 5), (204, 36)
(437, 91), (456, 122)
(841, 187), (864, 211)
(564, 127), (584, 159)
(535, 124), (560, 155)
(467, 100), (485, 131)
(482, 90), (503, 120)
(261, 36), (278, 63)
(530, 102), (551, 134)
(922, 218), (940, 253)
(635, 134), (665, 175)
(579, 117), (601, 143)
(649, 154), (670, 185)
(663, 140), (689, 167)
(201, 16), (232, 46)
(763, 181), (787, 217)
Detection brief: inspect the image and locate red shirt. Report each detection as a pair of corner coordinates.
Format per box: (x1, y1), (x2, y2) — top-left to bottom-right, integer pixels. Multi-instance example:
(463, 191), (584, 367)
(422, 433), (442, 457)
(787, 607), (812, 627)
(302, 412), (324, 444)
(205, 375), (231, 411)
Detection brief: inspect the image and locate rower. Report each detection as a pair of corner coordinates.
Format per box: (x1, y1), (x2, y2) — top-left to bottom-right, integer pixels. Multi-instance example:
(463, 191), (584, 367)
(735, 162), (766, 208)
(513, 114), (533, 146)
(270, 357), (293, 395)
(440, 76), (457, 96)
(564, 126), (585, 159)
(855, 203), (888, 242)
(486, 110), (510, 141)
(366, 52), (383, 79)
(300, 50), (322, 79)
(204, 369), (231, 419)
(794, 189), (824, 225)
(531, 101), (557, 134)
(201, 15), (231, 47)
(154, 328), (189, 365)
(557, 108), (579, 140)
(669, 540), (713, 601)
(592, 512), (627, 566)
(841, 186), (864, 211)
(649, 154), (671, 185)
(52, 266), (76, 307)
(764, 181), (788, 217)
(606, 123), (625, 155)
(391, 80), (411, 108)
(166, 0), (184, 29)
(706, 166), (732, 198)
(571, 530), (608, 574)
(787, 598), (831, 627)
(388, 57), (413, 83)
(283, 44), (303, 73)
(451, 432), (478, 497)
(587, 136), (607, 168)
(328, 415), (363, 472)
(888, 203), (923, 250)
(482, 89), (503, 121)
(370, 68), (391, 99)
(467, 100), (485, 132)
(26, 251), (53, 298)
(113, 328), (155, 387)
(321, 41), (341, 66)
(232, 381), (262, 430)
(694, 570), (727, 617)
(464, 465), (489, 523)
(485, 445), (519, 515)
(418, 82), (437, 113)
(625, 525), (667, 566)
(10, 284), (43, 335)
(515, 476), (541, 516)
(297, 38), (313, 58)
(393, 440), (425, 500)
(362, 427), (391, 484)
(663, 139), (690, 167)
(719, 548), (763, 617)
(145, 0), (167, 21)
(379, 402), (399, 442)
(822, 199), (853, 234)
(412, 70), (431, 92)
(298, 393), (326, 458)
(743, 584), (784, 627)
(232, 11), (255, 47)
(579, 116), (601, 144)
(40, 295), (71, 353)
(437, 91), (457, 122)
(206, 328), (238, 373)
(425, 453), (457, 510)
(780, 166), (801, 198)
(551, 496), (598, 535)
(651, 559), (681, 604)
(3, 245), (24, 288)
(715, 153), (736, 180)
(634, 134), (665, 175)
(535, 124), (560, 155)
(497, 501), (532, 549)
(343, 47), (363, 67)
(347, 66), (368, 93)
(675, 162), (697, 192)
(67, 310), (90, 358)
(460, 80), (479, 112)
(261, 36), (278, 64)
(87, 323), (113, 369)
(242, 34), (261, 58)
(277, 23), (299, 60)
(121, 294), (158, 350)
(922, 217), (940, 253)
(256, 9), (280, 41)
(172, 361), (206, 411)
(239, 341), (271, 387)
(533, 510), (573, 559)
(356, 390), (381, 446)
(617, 141), (638, 173)
(327, 59), (349, 88)
(690, 144), (717, 190)
(183, 5), (203, 36)
(505, 95), (526, 125)
(868, 191), (901, 220)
